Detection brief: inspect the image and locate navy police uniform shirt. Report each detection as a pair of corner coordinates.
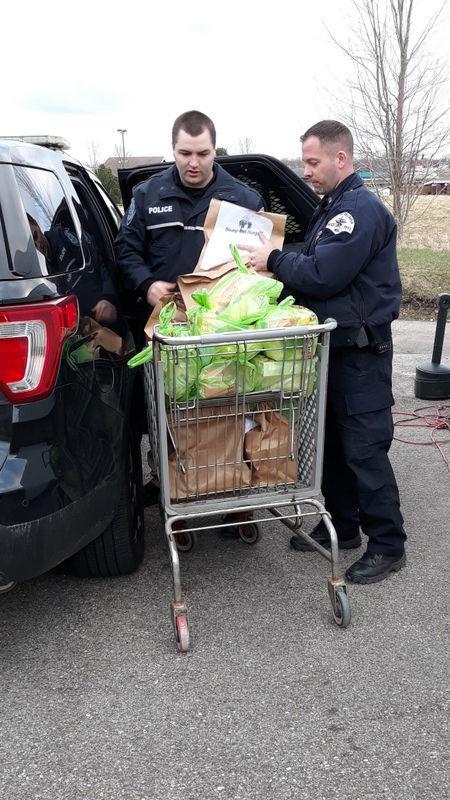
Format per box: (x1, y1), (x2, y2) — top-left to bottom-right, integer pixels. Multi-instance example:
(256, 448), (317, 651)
(114, 163), (264, 295)
(268, 174), (406, 551)
(267, 173), (402, 347)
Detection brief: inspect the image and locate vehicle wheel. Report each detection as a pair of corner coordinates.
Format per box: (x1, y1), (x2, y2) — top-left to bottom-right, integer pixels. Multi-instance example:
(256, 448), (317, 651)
(65, 433), (144, 577)
(332, 587), (351, 628)
(175, 615), (190, 653)
(238, 522), (260, 545)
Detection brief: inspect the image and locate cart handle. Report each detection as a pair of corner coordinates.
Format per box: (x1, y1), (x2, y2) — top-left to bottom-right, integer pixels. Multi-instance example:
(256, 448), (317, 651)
(152, 318), (337, 347)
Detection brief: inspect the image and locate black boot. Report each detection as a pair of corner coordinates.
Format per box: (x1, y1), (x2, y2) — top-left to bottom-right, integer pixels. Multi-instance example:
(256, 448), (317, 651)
(345, 552), (406, 583)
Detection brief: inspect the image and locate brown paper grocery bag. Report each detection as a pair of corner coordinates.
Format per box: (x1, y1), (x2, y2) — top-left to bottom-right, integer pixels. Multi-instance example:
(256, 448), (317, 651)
(144, 292), (187, 341)
(78, 316), (124, 356)
(168, 403), (251, 500)
(244, 402), (298, 486)
(177, 264), (238, 310)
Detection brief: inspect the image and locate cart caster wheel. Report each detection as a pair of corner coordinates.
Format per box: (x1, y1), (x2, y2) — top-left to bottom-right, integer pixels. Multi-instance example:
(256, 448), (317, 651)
(175, 615), (190, 653)
(174, 529), (195, 552)
(332, 587), (351, 628)
(238, 522), (260, 545)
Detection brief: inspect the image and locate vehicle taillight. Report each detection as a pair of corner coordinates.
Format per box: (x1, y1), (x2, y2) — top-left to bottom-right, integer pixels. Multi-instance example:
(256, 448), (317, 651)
(0, 295), (79, 403)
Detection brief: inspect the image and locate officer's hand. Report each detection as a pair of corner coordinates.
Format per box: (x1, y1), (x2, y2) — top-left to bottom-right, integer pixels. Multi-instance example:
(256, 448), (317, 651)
(91, 299), (117, 323)
(238, 233), (275, 272)
(147, 281), (177, 307)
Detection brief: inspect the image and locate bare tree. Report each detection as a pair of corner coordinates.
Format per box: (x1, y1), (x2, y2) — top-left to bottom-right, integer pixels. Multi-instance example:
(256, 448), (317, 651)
(114, 143), (132, 171)
(238, 137), (254, 154)
(328, 0), (449, 239)
(86, 140), (102, 172)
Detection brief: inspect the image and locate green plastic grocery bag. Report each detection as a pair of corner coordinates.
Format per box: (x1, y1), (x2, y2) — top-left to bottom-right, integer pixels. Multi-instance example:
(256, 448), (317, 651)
(253, 354), (318, 396)
(256, 296), (318, 361)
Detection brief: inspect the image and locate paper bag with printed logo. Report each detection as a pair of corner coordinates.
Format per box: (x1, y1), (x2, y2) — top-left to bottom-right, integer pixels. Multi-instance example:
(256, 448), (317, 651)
(177, 198), (286, 310)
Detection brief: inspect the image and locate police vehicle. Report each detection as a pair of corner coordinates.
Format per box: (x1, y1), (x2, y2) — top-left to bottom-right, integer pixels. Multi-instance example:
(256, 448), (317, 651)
(0, 138), (318, 591)
(0, 136), (144, 589)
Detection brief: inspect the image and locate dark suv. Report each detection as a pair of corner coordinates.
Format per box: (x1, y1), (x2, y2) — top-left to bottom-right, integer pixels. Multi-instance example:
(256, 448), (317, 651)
(0, 138), (144, 587)
(0, 141), (318, 590)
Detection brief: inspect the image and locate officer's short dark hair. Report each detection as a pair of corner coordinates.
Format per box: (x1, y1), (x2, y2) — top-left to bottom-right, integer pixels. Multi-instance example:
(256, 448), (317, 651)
(172, 110), (216, 149)
(301, 120), (353, 157)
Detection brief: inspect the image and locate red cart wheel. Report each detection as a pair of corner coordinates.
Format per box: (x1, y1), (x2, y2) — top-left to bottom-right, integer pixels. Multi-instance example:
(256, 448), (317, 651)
(176, 615), (190, 653)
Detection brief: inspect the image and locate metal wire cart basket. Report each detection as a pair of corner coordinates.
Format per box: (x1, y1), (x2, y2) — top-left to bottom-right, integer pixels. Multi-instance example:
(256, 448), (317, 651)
(144, 319), (351, 651)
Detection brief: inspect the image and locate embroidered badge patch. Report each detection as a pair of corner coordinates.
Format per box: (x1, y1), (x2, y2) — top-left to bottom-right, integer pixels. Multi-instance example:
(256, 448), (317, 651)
(127, 197), (136, 225)
(326, 212), (355, 235)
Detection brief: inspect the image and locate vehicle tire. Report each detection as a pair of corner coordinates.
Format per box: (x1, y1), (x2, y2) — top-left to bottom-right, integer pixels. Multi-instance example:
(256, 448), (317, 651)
(65, 433), (144, 577)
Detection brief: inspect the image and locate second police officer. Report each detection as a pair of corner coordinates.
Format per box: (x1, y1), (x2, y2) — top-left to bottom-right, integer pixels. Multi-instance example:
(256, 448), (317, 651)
(245, 119), (407, 585)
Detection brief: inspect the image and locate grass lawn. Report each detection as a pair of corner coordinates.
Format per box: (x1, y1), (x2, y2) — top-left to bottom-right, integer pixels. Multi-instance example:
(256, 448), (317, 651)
(398, 249), (449, 297)
(398, 196), (450, 251)
(395, 197), (449, 319)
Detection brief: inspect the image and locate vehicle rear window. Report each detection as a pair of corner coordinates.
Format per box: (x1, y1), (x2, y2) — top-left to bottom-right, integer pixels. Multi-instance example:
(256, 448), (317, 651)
(13, 165), (84, 275)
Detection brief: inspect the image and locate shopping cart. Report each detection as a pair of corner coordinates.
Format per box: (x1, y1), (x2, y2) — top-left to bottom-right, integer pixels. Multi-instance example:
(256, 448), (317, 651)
(144, 319), (351, 652)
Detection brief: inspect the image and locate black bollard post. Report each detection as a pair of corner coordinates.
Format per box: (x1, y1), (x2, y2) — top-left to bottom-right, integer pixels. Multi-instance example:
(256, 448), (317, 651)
(415, 293), (450, 400)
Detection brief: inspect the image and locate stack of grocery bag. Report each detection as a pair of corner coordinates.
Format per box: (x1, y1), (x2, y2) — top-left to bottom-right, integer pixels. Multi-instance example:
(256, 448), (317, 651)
(128, 257), (320, 498)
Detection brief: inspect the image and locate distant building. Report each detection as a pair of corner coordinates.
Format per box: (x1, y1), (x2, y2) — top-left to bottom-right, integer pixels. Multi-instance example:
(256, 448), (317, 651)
(420, 175), (450, 195)
(104, 156), (165, 176)
(357, 171), (390, 189)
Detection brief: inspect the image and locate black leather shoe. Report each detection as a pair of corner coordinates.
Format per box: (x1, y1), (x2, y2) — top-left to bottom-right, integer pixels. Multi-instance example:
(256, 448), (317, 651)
(290, 521), (361, 552)
(346, 552), (406, 584)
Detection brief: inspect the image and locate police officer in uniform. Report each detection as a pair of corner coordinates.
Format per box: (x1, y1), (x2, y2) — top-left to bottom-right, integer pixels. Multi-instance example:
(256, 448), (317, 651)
(114, 110), (264, 508)
(114, 110), (264, 317)
(245, 120), (406, 584)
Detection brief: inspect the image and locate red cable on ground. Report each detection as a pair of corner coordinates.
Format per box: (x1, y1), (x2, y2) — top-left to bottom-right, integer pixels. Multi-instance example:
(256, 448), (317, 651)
(393, 404), (450, 471)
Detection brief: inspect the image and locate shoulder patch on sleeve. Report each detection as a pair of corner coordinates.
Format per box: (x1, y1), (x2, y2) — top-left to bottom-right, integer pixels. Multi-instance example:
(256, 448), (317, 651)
(126, 197), (136, 225)
(326, 212), (355, 235)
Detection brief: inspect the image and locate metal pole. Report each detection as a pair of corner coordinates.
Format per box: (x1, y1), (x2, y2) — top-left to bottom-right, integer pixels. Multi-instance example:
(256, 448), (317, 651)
(431, 293), (450, 364)
(415, 293), (450, 400)
(117, 128), (127, 167)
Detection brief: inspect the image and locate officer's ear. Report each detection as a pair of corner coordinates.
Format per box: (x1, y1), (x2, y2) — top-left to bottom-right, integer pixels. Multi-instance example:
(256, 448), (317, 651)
(336, 150), (348, 170)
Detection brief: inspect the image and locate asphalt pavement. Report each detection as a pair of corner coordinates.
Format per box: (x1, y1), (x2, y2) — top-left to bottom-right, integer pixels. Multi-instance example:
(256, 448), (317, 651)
(1, 320), (448, 800)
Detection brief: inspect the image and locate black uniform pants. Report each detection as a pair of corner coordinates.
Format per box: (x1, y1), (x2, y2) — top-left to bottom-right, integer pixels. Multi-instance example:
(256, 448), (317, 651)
(322, 346), (406, 556)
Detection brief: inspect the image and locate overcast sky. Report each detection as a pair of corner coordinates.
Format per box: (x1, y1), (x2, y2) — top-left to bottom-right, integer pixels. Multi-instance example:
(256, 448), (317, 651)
(2, 0), (448, 166)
